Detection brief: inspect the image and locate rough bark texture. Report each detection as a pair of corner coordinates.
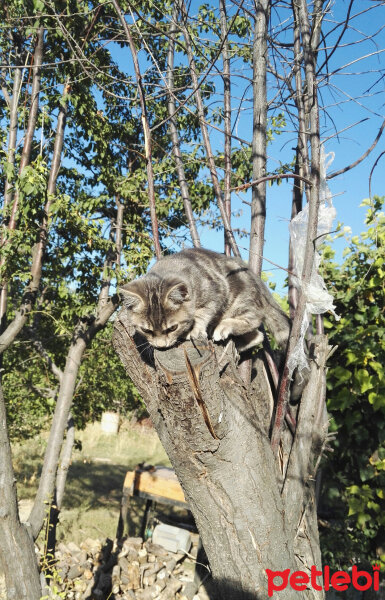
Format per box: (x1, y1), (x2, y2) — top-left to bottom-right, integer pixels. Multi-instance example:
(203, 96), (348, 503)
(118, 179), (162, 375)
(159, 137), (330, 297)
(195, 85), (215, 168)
(113, 311), (329, 599)
(0, 383), (41, 600)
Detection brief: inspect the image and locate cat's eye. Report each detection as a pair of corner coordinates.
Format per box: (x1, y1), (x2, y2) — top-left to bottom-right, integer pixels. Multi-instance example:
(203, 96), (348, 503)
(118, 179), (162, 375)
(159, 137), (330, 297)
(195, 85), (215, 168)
(164, 324), (178, 334)
(141, 327), (153, 335)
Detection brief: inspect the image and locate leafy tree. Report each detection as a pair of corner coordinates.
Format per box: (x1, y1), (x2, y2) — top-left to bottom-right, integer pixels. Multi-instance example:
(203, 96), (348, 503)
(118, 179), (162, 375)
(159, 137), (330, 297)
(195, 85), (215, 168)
(320, 196), (385, 570)
(0, 1), (214, 595)
(1, 0), (384, 597)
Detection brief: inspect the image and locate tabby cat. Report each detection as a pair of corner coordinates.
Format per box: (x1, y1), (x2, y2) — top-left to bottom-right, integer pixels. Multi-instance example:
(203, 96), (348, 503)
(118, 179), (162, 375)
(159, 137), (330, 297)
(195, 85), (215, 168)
(120, 248), (291, 352)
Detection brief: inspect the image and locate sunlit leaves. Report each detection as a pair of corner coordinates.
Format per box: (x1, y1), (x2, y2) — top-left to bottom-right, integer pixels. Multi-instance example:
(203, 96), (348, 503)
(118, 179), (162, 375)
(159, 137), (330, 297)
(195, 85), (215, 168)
(320, 196), (385, 570)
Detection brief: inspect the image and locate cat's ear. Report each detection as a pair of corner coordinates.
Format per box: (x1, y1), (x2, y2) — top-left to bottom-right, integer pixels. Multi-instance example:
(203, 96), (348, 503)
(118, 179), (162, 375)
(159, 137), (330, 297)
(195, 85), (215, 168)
(166, 281), (190, 307)
(119, 281), (145, 310)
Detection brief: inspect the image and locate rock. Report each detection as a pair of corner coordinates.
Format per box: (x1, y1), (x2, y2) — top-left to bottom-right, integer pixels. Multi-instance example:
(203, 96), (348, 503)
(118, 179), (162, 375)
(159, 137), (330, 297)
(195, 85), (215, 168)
(67, 541), (81, 554)
(67, 564), (85, 580)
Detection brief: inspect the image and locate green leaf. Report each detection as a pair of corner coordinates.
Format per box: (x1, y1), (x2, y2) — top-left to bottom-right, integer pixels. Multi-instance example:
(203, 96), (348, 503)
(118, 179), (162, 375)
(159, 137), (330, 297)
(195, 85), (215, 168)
(355, 369), (374, 393)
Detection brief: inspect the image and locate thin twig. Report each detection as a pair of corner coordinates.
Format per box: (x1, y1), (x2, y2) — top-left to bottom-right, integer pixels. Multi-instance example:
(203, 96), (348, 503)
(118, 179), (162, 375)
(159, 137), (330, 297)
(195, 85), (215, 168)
(369, 150), (385, 200)
(232, 173), (312, 193)
(328, 118), (385, 179)
(111, 0), (161, 260)
(179, 0), (240, 257)
(166, 5), (200, 248)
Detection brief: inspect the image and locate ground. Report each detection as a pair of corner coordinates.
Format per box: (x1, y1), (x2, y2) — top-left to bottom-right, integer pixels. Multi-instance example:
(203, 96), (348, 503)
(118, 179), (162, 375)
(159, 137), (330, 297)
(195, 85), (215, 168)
(14, 419), (171, 543)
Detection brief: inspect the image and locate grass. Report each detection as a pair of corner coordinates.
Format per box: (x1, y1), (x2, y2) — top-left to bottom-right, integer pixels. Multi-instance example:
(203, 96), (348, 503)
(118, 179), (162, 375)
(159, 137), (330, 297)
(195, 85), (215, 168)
(12, 420), (171, 544)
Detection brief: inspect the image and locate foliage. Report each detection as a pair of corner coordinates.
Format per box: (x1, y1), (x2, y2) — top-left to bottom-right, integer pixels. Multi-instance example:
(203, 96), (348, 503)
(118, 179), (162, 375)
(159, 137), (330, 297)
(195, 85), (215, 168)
(3, 322), (141, 439)
(320, 196), (385, 570)
(1, 0), (217, 440)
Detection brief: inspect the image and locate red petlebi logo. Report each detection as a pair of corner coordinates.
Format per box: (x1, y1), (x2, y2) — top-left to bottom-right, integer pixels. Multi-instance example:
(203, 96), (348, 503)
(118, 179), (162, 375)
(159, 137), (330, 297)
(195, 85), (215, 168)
(265, 564), (381, 597)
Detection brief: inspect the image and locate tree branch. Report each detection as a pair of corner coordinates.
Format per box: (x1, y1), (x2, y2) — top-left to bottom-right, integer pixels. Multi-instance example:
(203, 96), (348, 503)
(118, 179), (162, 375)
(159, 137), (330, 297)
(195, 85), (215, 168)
(327, 118), (385, 179)
(0, 82), (68, 355)
(111, 0), (161, 260)
(166, 6), (201, 248)
(271, 0), (322, 456)
(31, 336), (63, 383)
(232, 173), (312, 193)
(179, 0), (240, 257)
(249, 0), (270, 276)
(369, 150), (385, 199)
(220, 0), (232, 256)
(0, 381), (42, 598)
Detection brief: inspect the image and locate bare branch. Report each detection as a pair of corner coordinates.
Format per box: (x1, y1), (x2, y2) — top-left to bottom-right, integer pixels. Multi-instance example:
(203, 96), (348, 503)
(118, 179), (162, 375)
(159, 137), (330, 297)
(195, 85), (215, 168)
(31, 336), (63, 383)
(232, 173), (312, 193)
(166, 6), (200, 248)
(220, 0), (232, 256)
(369, 150), (385, 199)
(288, 149), (303, 320)
(317, 0), (353, 74)
(249, 0), (270, 275)
(115, 195), (124, 274)
(328, 118), (385, 179)
(271, 0), (322, 456)
(111, 0), (161, 260)
(56, 416), (75, 509)
(179, 0), (240, 257)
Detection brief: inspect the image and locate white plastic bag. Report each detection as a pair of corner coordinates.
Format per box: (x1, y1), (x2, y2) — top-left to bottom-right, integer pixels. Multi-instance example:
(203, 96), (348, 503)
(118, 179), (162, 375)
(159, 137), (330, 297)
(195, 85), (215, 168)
(287, 147), (340, 375)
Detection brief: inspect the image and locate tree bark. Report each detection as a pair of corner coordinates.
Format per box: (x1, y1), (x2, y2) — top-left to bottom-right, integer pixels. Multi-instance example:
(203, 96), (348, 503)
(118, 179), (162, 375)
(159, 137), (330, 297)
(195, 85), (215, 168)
(0, 382), (41, 600)
(28, 299), (118, 539)
(249, 0), (270, 276)
(113, 312), (322, 599)
(219, 0), (232, 256)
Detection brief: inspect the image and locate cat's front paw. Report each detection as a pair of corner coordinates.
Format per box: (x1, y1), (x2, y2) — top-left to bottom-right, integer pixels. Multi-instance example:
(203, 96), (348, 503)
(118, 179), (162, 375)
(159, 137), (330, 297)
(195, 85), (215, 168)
(186, 326), (208, 341)
(213, 324), (233, 342)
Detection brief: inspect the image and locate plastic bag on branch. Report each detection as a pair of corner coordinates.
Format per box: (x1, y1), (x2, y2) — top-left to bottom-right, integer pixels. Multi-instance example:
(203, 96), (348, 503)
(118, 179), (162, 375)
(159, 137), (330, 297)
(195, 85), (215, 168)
(288, 148), (340, 375)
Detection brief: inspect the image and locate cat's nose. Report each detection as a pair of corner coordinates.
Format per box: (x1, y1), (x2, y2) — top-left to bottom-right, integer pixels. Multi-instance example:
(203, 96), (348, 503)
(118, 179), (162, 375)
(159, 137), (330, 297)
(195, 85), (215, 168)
(154, 339), (167, 348)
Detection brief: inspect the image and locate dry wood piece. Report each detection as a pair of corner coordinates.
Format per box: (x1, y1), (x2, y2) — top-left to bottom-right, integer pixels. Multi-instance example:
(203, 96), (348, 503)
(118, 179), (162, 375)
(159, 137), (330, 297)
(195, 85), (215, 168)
(48, 534), (202, 600)
(138, 547), (148, 564)
(112, 564), (121, 594)
(125, 563), (141, 590)
(135, 579), (167, 600)
(157, 577), (183, 599)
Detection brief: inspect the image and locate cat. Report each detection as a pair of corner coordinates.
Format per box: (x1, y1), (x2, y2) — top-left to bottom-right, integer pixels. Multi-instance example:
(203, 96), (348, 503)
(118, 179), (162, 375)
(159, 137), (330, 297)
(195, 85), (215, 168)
(119, 248), (291, 352)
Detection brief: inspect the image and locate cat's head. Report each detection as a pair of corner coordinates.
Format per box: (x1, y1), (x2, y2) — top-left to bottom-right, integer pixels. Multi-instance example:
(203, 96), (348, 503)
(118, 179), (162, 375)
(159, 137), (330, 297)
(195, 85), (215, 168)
(120, 274), (194, 348)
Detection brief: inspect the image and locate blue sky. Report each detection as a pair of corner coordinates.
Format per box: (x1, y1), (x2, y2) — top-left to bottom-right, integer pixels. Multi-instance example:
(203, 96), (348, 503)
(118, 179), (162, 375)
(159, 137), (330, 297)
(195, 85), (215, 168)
(60, 0), (385, 292)
(193, 0), (385, 292)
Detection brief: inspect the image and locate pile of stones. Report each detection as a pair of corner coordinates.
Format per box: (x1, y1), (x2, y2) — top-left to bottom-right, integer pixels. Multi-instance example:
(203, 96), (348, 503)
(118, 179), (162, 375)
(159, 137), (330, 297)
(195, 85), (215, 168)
(49, 535), (205, 600)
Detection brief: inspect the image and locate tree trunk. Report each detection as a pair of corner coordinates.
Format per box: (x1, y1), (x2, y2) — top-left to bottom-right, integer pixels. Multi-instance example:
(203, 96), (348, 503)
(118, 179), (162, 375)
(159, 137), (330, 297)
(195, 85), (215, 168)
(113, 312), (328, 599)
(28, 300), (117, 539)
(0, 383), (41, 600)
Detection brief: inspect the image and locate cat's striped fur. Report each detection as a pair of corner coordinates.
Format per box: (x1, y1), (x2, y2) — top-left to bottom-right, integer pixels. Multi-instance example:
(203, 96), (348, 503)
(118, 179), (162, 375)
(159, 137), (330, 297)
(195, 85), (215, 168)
(120, 248), (291, 352)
